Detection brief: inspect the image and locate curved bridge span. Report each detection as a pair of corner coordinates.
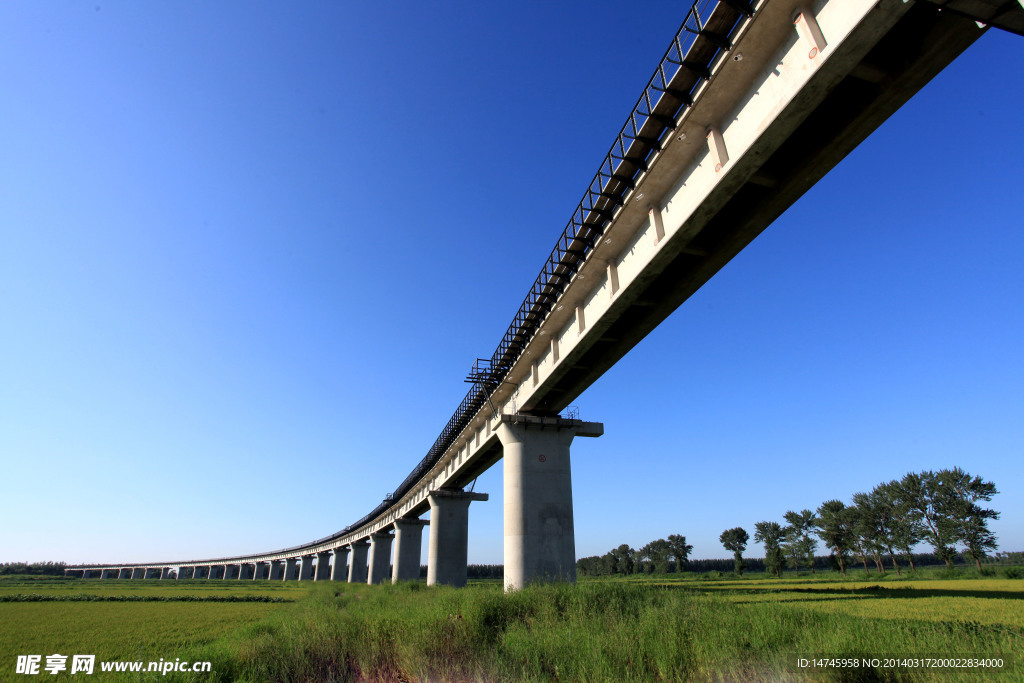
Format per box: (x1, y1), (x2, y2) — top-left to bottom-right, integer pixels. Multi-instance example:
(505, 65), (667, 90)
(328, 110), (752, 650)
(68, 0), (1022, 591)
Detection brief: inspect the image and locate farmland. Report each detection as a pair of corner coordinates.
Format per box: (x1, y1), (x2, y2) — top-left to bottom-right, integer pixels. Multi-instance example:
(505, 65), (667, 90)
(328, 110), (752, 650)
(1, 570), (1020, 681)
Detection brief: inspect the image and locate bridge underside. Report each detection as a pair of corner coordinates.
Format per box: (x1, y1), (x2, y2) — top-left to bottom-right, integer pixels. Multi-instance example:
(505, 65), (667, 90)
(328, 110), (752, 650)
(531, 2), (988, 413)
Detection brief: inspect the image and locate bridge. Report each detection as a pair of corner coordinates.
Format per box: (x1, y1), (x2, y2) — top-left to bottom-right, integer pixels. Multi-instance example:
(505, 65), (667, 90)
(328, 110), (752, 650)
(67, 0), (1024, 591)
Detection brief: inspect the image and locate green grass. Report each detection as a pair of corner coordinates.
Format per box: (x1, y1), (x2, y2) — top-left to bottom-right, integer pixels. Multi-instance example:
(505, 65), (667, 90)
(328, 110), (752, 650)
(2, 574), (1020, 681)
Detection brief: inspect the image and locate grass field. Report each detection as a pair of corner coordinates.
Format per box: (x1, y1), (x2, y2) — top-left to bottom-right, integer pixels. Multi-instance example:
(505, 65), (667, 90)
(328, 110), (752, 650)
(1, 571), (1020, 681)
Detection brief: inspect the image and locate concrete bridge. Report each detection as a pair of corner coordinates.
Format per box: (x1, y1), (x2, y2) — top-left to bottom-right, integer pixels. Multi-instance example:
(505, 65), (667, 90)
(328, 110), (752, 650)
(67, 0), (1023, 591)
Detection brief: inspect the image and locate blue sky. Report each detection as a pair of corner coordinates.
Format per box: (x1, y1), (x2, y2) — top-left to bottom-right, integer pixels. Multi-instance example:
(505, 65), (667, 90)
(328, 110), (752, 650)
(1, 2), (1021, 566)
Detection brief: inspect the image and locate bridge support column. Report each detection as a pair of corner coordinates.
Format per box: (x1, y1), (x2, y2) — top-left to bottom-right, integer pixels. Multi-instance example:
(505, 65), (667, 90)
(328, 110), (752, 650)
(393, 518), (428, 583)
(269, 561), (283, 580)
(238, 564), (252, 580)
(224, 564), (238, 580)
(427, 489), (488, 587)
(497, 414), (603, 591)
(180, 566), (195, 579)
(331, 548), (349, 581)
(367, 532), (393, 585)
(118, 568), (131, 579)
(315, 552), (331, 581)
(100, 569), (113, 579)
(252, 563), (266, 580)
(160, 567), (171, 580)
(284, 558), (298, 581)
(299, 555), (315, 581)
(146, 568), (161, 580)
(132, 567), (144, 580)
(348, 540), (369, 583)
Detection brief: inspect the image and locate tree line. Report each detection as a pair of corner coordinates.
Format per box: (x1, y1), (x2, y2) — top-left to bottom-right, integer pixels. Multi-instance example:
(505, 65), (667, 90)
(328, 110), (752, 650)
(729, 468), (999, 576)
(577, 468), (1001, 577)
(577, 535), (695, 576)
(0, 562), (68, 576)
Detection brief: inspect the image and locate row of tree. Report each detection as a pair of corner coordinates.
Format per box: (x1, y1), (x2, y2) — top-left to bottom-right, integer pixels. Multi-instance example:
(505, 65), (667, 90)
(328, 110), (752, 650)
(0, 562), (68, 576)
(577, 535), (695, 576)
(725, 468), (999, 576)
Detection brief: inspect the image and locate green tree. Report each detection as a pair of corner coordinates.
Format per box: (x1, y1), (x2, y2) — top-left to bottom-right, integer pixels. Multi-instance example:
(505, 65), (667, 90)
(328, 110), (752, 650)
(719, 527), (749, 576)
(878, 479), (925, 572)
(643, 539), (671, 574)
(855, 487), (903, 576)
(666, 534), (693, 573)
(901, 471), (959, 568)
(815, 500), (856, 576)
(754, 521), (785, 578)
(851, 492), (885, 573)
(613, 544), (635, 575)
(941, 468), (1000, 570)
(783, 509), (818, 574)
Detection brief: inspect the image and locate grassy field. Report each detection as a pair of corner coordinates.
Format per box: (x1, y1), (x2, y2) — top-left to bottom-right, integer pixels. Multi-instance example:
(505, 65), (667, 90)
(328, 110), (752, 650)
(1, 571), (1020, 681)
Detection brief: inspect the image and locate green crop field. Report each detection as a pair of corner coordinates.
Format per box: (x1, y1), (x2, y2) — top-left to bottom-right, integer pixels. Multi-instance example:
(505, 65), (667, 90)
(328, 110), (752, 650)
(1, 572), (1020, 681)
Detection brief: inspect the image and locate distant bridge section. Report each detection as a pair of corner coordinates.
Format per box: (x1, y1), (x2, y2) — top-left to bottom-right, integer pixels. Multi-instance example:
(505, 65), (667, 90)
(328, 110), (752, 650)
(68, 0), (1021, 591)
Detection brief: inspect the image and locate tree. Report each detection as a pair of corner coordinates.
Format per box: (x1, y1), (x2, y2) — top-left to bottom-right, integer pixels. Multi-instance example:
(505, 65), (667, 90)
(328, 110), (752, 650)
(666, 534), (693, 573)
(815, 500), (856, 576)
(901, 471), (959, 568)
(613, 544), (635, 575)
(754, 521), (785, 578)
(643, 539), (671, 574)
(941, 468), (1000, 570)
(850, 492), (885, 573)
(878, 479), (925, 572)
(720, 527), (749, 576)
(783, 509), (818, 574)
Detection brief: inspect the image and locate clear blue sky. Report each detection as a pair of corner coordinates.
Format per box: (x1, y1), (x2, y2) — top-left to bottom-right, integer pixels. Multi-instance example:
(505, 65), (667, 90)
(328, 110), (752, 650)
(2, 2), (1021, 566)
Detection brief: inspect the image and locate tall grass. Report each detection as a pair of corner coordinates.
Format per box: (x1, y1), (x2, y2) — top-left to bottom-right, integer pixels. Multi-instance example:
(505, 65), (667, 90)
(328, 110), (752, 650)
(179, 579), (1021, 682)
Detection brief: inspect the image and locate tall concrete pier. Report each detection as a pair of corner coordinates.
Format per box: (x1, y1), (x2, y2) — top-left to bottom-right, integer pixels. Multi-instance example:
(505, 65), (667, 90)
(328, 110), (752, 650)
(348, 540), (369, 583)
(367, 532), (393, 585)
(498, 415), (603, 591)
(331, 548), (349, 581)
(427, 489), (488, 587)
(392, 518), (429, 583)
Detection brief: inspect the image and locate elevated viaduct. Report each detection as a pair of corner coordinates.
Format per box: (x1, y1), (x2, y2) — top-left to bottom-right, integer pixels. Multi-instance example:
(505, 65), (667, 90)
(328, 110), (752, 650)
(68, 0), (1023, 591)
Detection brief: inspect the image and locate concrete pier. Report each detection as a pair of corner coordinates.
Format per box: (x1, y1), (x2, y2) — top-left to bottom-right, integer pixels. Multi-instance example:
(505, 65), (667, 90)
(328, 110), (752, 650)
(427, 488), (488, 587)
(299, 555), (315, 581)
(100, 569), (114, 579)
(269, 560), (283, 580)
(160, 567), (171, 580)
(119, 568), (132, 579)
(367, 532), (393, 585)
(224, 564), (239, 580)
(348, 540), (369, 583)
(497, 415), (602, 591)
(239, 564), (253, 580)
(145, 568), (161, 580)
(392, 518), (429, 583)
(284, 558), (298, 581)
(331, 548), (349, 581)
(315, 552), (331, 581)
(180, 566), (195, 579)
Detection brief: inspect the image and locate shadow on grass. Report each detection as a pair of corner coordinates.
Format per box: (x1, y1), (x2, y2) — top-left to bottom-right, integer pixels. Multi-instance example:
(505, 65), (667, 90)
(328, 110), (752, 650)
(655, 582), (1024, 601)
